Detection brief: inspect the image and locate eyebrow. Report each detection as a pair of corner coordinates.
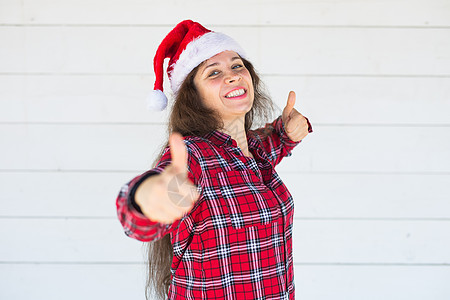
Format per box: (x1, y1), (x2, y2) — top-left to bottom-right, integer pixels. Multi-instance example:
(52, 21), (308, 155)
(202, 56), (242, 75)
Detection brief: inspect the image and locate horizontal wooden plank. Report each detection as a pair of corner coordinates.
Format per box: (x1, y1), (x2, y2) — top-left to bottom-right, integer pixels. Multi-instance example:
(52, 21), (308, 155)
(1, 0), (449, 26)
(295, 265), (450, 300)
(284, 173), (450, 219)
(0, 219), (144, 262)
(0, 124), (449, 172)
(293, 220), (450, 264)
(1, 172), (449, 219)
(0, 263), (146, 300)
(1, 75), (449, 124)
(0, 123), (163, 171)
(1, 218), (449, 263)
(0, 264), (448, 300)
(0, 74), (169, 124)
(0, 171), (135, 217)
(0, 26), (449, 75)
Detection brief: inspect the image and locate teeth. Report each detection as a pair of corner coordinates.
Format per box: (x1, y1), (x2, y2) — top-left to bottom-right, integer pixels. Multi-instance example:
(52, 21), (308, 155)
(225, 89), (245, 98)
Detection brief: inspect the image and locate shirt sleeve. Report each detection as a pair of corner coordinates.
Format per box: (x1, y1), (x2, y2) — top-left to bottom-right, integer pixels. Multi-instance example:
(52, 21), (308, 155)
(250, 114), (313, 167)
(116, 139), (202, 242)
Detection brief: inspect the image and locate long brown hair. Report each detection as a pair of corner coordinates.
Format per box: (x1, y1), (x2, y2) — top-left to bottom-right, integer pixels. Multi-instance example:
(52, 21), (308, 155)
(144, 56), (275, 300)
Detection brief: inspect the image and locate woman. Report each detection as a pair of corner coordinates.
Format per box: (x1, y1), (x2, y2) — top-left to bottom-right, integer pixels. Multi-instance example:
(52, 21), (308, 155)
(116, 20), (313, 300)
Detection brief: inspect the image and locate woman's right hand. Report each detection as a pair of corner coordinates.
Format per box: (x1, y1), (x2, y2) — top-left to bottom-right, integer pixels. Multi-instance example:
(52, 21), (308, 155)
(135, 132), (201, 224)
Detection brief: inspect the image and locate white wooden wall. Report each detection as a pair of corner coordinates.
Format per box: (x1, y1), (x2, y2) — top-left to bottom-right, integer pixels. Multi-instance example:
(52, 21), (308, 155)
(1, 0), (449, 299)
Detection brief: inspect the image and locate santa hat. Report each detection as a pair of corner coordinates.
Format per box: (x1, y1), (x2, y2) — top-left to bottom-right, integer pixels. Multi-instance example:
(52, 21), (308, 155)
(147, 20), (248, 111)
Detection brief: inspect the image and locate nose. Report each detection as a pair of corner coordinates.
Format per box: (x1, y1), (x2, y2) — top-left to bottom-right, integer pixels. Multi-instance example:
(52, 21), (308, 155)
(225, 71), (241, 83)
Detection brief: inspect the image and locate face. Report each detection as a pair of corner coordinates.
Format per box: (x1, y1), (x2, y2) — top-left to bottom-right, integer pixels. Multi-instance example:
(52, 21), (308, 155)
(193, 50), (254, 124)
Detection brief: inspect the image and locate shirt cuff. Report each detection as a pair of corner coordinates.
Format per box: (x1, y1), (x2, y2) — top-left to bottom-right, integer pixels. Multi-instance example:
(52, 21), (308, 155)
(278, 114), (313, 143)
(127, 170), (160, 214)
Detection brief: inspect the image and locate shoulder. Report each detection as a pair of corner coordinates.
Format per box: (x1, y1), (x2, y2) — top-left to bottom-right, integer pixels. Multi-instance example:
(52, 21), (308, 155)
(182, 135), (215, 157)
(247, 130), (264, 148)
(183, 135), (211, 148)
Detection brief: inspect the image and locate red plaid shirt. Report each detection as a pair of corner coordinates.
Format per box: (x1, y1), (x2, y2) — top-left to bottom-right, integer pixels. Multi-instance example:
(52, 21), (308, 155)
(116, 115), (313, 299)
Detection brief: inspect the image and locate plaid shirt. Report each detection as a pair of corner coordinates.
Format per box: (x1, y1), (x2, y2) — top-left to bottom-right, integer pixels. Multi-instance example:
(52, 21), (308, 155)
(116, 115), (313, 299)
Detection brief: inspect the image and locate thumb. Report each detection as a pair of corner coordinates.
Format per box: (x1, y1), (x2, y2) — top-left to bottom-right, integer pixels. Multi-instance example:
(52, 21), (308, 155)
(169, 132), (188, 175)
(282, 91), (296, 121)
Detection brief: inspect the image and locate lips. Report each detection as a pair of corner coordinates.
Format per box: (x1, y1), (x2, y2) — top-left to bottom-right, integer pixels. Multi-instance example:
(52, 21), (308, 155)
(224, 87), (247, 98)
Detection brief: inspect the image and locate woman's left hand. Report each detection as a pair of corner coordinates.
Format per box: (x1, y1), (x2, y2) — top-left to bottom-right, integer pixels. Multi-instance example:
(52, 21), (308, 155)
(281, 91), (312, 142)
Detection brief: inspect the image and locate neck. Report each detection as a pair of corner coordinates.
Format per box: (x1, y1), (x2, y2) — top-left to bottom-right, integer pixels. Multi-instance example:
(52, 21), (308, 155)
(221, 116), (250, 156)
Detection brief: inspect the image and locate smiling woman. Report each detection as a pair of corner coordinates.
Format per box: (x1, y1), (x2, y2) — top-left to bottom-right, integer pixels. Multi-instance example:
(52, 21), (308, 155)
(193, 50), (255, 153)
(115, 20), (313, 300)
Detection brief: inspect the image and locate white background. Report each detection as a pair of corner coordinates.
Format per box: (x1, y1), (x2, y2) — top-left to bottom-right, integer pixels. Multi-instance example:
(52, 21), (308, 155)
(1, 0), (449, 299)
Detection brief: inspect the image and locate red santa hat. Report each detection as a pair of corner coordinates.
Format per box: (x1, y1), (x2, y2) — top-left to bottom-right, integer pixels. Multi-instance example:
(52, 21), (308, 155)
(147, 20), (248, 111)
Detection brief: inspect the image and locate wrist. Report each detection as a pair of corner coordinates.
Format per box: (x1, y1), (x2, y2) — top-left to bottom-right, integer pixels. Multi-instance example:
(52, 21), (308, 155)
(134, 173), (160, 208)
(128, 171), (159, 213)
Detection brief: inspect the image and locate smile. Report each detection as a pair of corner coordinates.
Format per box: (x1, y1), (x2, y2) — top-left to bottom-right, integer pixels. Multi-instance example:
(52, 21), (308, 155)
(225, 88), (246, 99)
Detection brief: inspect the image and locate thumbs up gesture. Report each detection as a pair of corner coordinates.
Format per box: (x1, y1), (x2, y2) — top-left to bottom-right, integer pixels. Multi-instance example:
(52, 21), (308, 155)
(135, 132), (200, 224)
(281, 91), (312, 142)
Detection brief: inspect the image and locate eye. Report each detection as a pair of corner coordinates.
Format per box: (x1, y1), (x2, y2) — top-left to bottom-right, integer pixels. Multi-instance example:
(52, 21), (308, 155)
(233, 64), (243, 69)
(208, 70), (220, 77)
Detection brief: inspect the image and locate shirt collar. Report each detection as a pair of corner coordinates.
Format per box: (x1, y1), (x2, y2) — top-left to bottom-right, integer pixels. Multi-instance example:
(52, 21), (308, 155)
(202, 129), (259, 150)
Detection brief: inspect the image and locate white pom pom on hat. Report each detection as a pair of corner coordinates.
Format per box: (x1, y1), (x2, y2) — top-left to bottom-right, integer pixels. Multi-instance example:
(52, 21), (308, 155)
(146, 89), (168, 111)
(146, 19), (248, 111)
